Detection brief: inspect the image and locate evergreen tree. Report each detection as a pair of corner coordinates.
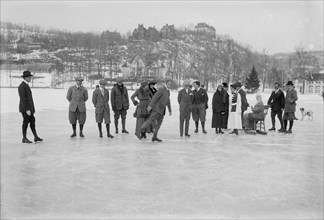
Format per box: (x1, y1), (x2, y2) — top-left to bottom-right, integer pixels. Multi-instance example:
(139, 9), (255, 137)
(245, 66), (260, 93)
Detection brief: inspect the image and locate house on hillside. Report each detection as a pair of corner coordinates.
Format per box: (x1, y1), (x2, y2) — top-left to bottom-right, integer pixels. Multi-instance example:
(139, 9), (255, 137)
(160, 24), (177, 40)
(121, 55), (145, 79)
(132, 24), (146, 40)
(145, 26), (161, 42)
(147, 60), (167, 79)
(194, 23), (216, 38)
(16, 36), (42, 53)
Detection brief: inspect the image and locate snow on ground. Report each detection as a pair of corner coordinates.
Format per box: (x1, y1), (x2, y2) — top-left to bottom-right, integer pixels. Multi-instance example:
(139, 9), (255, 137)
(1, 87), (323, 219)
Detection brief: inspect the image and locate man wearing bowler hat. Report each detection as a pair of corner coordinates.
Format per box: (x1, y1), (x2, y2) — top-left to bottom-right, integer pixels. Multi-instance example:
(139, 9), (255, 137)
(177, 79), (193, 137)
(66, 76), (88, 137)
(280, 81), (298, 133)
(111, 77), (130, 134)
(18, 70), (43, 143)
(92, 79), (114, 138)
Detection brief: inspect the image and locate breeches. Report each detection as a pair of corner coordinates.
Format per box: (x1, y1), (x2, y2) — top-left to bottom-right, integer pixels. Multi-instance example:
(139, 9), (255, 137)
(192, 104), (206, 122)
(271, 109), (283, 119)
(96, 110), (110, 124)
(69, 108), (86, 124)
(114, 109), (127, 120)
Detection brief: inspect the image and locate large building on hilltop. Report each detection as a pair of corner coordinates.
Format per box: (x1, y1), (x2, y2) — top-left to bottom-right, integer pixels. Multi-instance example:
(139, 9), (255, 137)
(194, 23), (216, 38)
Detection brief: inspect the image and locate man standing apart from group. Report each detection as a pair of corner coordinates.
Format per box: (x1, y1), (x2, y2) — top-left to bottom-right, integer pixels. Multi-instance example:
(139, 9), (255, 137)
(18, 70), (43, 143)
(192, 81), (209, 134)
(66, 76), (88, 137)
(267, 82), (285, 131)
(111, 78), (130, 134)
(281, 81), (298, 133)
(92, 79), (114, 138)
(177, 79), (193, 137)
(138, 79), (172, 142)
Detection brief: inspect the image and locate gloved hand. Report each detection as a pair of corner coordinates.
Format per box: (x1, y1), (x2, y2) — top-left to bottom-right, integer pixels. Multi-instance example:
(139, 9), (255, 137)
(205, 104), (209, 109)
(112, 106), (116, 111)
(133, 101), (138, 106)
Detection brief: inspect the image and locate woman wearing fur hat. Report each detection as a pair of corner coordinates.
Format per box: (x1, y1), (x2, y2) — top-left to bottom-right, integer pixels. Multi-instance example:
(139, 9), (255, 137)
(131, 81), (151, 138)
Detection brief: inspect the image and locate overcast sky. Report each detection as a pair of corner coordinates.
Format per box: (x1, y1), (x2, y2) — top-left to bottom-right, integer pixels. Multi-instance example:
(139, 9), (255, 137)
(1, 0), (323, 54)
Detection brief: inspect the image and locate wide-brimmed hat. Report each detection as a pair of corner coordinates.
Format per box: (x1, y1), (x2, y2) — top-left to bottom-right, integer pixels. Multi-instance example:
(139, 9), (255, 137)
(75, 76), (84, 82)
(286, 81), (294, 86)
(21, 70), (33, 78)
(222, 82), (228, 88)
(99, 79), (107, 85)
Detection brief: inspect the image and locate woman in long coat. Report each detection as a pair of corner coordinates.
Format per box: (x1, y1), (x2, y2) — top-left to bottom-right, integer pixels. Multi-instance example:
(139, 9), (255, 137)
(228, 84), (242, 135)
(211, 85), (226, 134)
(131, 81), (151, 138)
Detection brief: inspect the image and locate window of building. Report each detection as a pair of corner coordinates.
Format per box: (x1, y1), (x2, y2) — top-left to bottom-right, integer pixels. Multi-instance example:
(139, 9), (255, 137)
(315, 86), (320, 93)
(308, 86), (313, 93)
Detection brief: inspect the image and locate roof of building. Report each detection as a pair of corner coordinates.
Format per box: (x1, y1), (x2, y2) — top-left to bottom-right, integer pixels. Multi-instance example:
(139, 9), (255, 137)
(194, 23), (216, 31)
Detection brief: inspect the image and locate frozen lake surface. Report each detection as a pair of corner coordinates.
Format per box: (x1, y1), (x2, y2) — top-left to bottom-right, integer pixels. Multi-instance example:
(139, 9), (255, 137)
(1, 87), (323, 219)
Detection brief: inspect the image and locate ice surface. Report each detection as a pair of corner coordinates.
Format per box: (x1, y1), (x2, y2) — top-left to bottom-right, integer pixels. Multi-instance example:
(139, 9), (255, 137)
(1, 87), (323, 219)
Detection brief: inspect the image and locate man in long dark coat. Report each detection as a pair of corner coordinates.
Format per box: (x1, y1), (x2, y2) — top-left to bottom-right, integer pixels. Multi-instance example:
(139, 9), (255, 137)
(18, 70), (43, 143)
(177, 79), (193, 137)
(280, 81), (298, 133)
(267, 82), (285, 131)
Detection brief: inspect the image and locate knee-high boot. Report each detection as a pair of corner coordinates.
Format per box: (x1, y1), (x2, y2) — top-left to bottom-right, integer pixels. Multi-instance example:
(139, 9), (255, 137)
(194, 121), (199, 133)
(114, 118), (118, 134)
(122, 119), (129, 133)
(98, 123), (103, 138)
(106, 123), (114, 138)
(201, 121), (207, 134)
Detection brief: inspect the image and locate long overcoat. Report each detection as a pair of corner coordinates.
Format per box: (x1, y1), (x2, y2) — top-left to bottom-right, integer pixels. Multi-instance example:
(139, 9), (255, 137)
(18, 81), (35, 114)
(284, 88), (298, 113)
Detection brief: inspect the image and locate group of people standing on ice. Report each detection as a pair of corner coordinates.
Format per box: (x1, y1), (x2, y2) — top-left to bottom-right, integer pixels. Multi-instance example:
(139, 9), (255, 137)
(18, 70), (298, 143)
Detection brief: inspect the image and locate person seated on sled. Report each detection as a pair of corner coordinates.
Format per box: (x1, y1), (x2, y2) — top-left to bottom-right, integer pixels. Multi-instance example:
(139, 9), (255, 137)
(243, 94), (264, 130)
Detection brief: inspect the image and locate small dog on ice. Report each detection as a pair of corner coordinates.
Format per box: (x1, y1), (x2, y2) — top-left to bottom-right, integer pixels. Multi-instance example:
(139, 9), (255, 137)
(300, 108), (313, 120)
